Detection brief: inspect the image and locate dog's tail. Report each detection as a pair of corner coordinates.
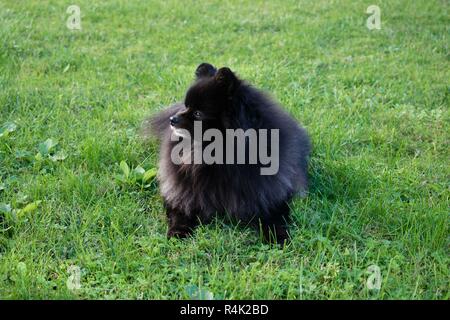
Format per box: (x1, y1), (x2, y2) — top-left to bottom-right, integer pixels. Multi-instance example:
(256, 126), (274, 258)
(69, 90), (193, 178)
(141, 103), (185, 140)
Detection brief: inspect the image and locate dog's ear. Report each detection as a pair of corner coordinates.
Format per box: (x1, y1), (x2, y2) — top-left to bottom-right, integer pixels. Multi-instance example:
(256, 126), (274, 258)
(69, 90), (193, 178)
(215, 67), (239, 95)
(195, 63), (217, 79)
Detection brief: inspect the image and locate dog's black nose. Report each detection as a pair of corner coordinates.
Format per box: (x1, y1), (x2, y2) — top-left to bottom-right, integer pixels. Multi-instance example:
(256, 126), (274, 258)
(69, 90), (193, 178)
(170, 116), (179, 126)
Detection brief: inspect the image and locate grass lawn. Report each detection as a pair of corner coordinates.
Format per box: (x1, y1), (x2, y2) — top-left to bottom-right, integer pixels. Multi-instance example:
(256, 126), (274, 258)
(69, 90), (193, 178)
(0, 0), (448, 299)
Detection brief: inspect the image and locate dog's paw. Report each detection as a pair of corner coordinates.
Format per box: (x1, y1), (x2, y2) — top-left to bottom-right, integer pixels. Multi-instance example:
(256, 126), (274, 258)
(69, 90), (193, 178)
(275, 230), (290, 246)
(167, 228), (192, 239)
(262, 224), (290, 246)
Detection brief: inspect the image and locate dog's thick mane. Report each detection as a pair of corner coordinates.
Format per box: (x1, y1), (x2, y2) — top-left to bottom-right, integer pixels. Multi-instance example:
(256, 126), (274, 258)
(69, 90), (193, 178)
(146, 74), (310, 223)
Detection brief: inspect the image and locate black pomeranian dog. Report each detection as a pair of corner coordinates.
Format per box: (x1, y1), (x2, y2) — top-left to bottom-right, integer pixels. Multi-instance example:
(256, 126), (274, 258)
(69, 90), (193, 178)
(147, 63), (310, 244)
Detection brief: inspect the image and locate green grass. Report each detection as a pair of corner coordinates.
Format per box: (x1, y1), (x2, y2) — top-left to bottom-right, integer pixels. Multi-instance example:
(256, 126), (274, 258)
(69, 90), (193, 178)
(0, 0), (448, 299)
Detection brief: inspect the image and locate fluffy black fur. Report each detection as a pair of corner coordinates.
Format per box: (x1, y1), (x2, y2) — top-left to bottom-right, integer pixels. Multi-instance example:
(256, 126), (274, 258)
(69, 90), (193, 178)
(146, 63), (311, 244)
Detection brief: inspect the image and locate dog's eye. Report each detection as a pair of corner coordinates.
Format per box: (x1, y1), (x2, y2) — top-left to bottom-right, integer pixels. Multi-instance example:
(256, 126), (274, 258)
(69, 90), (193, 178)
(193, 111), (202, 119)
